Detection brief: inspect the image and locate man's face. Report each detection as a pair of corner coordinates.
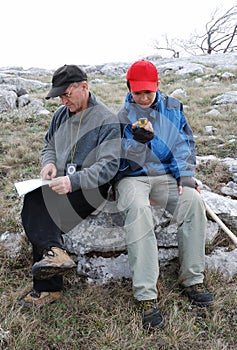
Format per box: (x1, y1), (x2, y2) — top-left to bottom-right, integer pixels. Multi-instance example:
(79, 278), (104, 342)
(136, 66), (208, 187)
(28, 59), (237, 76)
(60, 82), (88, 113)
(131, 90), (157, 108)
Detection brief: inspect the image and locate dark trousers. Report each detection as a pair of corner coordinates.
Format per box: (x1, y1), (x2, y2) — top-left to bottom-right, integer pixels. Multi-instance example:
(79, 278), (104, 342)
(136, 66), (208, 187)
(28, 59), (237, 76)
(21, 184), (109, 292)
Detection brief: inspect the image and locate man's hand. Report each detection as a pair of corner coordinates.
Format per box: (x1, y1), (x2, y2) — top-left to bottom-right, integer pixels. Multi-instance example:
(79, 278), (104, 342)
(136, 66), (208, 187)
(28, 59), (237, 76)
(132, 121), (154, 143)
(40, 163), (57, 180)
(177, 176), (201, 195)
(178, 184), (201, 195)
(49, 176), (72, 195)
(132, 120), (154, 132)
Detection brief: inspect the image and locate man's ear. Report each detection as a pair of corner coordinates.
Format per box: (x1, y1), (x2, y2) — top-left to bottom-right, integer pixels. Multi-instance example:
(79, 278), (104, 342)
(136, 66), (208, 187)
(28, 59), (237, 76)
(81, 81), (88, 90)
(157, 81), (160, 90)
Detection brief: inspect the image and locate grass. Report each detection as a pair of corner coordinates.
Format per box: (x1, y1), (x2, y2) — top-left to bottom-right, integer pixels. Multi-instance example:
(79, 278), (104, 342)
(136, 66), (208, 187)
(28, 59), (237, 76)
(0, 62), (237, 349)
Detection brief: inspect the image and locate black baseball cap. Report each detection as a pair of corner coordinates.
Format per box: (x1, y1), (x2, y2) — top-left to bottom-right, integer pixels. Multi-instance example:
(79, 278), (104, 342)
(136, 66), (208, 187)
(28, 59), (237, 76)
(45, 64), (87, 99)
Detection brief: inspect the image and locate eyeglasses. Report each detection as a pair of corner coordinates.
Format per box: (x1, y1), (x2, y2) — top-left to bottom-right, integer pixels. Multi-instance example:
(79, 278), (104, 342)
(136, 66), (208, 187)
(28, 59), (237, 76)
(60, 85), (74, 99)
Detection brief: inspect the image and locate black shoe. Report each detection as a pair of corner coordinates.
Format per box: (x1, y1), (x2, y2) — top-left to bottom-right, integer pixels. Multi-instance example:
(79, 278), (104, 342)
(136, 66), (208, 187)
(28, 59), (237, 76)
(140, 299), (164, 329)
(180, 283), (214, 307)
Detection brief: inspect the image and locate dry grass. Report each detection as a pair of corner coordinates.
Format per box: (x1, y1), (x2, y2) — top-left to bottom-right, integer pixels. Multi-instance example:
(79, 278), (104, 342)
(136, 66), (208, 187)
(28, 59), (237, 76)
(0, 64), (237, 349)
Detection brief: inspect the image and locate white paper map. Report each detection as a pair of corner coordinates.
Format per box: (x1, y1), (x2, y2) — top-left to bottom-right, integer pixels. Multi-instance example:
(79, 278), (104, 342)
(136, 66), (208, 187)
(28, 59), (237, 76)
(14, 178), (51, 196)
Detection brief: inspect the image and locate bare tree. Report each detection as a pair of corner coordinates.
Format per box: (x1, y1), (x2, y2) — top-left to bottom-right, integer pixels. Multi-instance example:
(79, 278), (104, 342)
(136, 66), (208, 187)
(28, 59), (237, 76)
(153, 35), (180, 58)
(199, 6), (237, 54)
(152, 5), (237, 57)
(186, 5), (237, 55)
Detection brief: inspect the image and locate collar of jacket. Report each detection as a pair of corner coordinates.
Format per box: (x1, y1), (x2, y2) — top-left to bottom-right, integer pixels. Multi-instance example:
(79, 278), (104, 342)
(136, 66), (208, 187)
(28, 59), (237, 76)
(88, 91), (98, 108)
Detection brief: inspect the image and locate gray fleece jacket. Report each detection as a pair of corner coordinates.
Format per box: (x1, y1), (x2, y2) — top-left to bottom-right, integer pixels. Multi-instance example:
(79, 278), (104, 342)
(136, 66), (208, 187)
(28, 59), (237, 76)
(42, 92), (121, 192)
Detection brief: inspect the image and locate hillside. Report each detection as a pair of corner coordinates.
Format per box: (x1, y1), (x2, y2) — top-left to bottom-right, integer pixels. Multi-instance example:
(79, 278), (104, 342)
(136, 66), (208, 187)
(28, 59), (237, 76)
(0, 53), (237, 349)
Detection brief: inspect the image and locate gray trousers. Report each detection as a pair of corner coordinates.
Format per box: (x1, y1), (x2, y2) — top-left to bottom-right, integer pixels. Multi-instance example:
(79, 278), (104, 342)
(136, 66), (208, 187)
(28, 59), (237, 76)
(115, 174), (207, 301)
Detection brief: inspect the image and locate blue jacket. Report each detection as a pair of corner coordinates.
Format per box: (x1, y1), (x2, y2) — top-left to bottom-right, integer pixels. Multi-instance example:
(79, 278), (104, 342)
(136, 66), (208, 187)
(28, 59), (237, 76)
(116, 91), (196, 182)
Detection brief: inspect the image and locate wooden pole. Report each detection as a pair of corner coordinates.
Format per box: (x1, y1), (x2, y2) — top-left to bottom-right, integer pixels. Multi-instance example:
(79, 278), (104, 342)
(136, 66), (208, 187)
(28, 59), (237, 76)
(205, 202), (237, 246)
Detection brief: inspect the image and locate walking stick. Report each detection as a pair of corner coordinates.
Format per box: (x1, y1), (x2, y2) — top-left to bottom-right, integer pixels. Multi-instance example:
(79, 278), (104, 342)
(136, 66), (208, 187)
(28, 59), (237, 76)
(205, 202), (237, 246)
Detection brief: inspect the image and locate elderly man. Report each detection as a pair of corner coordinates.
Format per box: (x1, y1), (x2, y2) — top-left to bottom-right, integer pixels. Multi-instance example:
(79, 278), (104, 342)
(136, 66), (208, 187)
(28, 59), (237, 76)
(20, 64), (120, 307)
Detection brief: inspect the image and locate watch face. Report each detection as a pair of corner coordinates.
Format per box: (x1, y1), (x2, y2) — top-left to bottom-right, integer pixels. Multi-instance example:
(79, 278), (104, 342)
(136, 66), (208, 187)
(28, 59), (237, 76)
(66, 163), (77, 175)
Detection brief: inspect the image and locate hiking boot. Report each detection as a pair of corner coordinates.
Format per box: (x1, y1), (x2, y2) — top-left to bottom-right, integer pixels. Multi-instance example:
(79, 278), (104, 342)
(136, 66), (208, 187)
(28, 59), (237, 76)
(32, 247), (76, 280)
(180, 283), (214, 307)
(140, 299), (164, 329)
(19, 289), (62, 307)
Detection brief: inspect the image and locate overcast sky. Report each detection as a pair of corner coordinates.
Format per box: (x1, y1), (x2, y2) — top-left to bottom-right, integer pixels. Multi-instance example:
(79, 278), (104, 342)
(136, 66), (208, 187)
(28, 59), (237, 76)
(1, 0), (236, 69)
